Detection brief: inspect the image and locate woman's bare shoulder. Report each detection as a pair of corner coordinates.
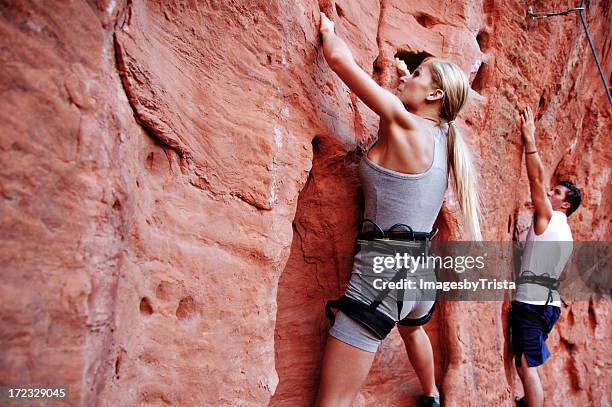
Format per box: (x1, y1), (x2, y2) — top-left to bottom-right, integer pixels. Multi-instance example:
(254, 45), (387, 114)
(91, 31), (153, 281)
(393, 107), (419, 130)
(387, 115), (435, 145)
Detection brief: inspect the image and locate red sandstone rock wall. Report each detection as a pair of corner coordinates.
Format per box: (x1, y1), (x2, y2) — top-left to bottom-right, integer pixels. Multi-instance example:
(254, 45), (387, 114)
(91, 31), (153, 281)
(0, 1), (609, 406)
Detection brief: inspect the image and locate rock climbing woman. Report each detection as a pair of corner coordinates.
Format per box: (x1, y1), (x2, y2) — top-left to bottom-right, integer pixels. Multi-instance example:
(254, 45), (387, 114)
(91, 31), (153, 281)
(315, 11), (482, 407)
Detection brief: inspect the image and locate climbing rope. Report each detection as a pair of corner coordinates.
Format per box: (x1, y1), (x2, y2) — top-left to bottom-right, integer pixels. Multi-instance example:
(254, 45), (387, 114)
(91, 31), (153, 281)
(528, 1), (612, 106)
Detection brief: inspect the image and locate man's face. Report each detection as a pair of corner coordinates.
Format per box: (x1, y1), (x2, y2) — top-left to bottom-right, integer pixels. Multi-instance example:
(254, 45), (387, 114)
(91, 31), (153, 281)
(547, 185), (571, 212)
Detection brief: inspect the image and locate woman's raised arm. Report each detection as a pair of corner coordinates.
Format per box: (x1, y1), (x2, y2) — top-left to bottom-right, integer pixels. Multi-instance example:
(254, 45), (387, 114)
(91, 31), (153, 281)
(319, 13), (413, 128)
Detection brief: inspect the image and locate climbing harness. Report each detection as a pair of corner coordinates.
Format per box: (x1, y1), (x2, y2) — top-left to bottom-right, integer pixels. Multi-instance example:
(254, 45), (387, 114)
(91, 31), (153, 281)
(515, 270), (560, 307)
(527, 1), (612, 106)
(325, 219), (438, 340)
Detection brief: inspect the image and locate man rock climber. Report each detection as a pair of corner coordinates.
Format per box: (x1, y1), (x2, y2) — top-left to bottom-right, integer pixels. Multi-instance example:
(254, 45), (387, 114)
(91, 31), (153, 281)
(511, 106), (582, 407)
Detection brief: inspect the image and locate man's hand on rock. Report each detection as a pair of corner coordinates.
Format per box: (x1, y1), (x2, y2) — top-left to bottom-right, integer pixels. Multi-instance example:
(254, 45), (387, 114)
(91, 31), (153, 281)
(519, 106), (536, 147)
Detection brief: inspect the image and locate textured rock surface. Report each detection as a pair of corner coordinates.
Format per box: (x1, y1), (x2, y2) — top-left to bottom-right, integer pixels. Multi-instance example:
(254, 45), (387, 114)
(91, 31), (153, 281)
(0, 1), (610, 406)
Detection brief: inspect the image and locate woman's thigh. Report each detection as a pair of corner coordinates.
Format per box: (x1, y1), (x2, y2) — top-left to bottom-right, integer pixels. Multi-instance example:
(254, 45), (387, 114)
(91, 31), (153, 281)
(316, 333), (377, 407)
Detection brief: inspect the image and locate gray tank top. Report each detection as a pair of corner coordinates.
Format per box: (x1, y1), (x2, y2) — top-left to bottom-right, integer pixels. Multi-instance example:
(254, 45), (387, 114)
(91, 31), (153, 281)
(344, 126), (448, 320)
(360, 126), (448, 232)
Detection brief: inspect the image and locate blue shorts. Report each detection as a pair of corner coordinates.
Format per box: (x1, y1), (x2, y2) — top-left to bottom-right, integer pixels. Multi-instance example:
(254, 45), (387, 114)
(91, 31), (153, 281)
(510, 301), (561, 367)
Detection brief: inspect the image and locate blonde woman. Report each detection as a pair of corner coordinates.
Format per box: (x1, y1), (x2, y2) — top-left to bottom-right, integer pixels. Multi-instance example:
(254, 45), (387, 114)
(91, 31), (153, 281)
(316, 12), (481, 407)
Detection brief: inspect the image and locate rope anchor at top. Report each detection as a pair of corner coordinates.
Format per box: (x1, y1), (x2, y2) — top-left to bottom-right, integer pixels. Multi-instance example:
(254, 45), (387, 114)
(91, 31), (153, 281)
(527, 5), (584, 19)
(527, 1), (612, 107)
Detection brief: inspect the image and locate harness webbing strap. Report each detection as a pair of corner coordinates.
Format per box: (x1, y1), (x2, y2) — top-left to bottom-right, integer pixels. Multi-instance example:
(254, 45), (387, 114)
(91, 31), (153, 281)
(325, 295), (396, 340)
(516, 272), (560, 306)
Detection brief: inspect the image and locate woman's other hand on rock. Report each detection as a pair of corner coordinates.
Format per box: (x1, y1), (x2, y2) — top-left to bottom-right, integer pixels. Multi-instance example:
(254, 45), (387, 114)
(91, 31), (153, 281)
(395, 57), (410, 77)
(319, 12), (335, 36)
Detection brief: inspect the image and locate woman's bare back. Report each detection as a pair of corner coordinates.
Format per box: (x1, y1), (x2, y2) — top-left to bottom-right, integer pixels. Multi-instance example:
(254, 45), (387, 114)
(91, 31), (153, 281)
(366, 115), (439, 175)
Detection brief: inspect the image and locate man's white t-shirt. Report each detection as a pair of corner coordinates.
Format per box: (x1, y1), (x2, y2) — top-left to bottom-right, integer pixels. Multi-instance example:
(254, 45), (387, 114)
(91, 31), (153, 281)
(515, 211), (573, 307)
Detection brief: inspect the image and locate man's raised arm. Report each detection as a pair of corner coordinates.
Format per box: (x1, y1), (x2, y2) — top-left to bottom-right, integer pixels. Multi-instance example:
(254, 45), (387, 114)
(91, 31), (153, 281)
(520, 106), (553, 235)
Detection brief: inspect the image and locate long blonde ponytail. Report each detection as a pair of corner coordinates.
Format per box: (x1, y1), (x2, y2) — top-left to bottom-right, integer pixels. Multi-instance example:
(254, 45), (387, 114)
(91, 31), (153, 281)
(426, 58), (482, 241)
(446, 123), (482, 240)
